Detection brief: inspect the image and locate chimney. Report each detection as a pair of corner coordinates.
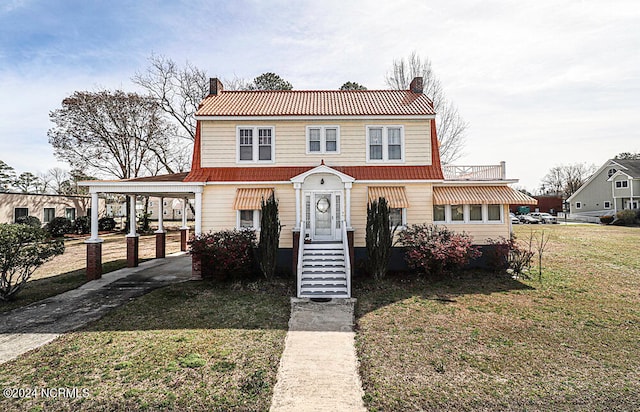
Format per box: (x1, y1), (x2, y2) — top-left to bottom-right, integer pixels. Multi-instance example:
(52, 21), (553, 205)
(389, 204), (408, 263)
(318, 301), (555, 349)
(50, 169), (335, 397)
(209, 78), (224, 95)
(409, 77), (423, 94)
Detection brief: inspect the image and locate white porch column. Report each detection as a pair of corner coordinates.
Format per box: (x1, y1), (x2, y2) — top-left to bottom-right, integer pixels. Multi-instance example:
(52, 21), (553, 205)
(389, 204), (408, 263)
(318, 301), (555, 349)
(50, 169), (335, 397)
(128, 195), (137, 237)
(156, 197), (165, 233)
(181, 198), (188, 229)
(89, 191), (101, 241)
(345, 182), (352, 228)
(195, 190), (203, 235)
(294, 183), (301, 229)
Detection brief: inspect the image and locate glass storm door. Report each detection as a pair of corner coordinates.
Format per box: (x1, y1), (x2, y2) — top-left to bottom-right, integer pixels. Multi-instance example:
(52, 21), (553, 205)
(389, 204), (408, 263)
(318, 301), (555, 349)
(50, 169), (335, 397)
(313, 193), (333, 240)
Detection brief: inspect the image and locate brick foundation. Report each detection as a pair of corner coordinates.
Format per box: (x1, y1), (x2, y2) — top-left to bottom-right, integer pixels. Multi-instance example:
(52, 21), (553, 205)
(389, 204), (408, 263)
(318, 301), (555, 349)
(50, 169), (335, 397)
(126, 235), (139, 267)
(155, 232), (166, 259)
(86, 242), (103, 280)
(180, 228), (189, 252)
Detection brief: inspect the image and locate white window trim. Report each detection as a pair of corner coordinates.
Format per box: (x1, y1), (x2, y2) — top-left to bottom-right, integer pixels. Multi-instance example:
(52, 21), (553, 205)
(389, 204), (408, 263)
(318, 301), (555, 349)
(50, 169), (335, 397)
(575, 202), (582, 209)
(236, 210), (261, 230)
(236, 126), (275, 164)
(306, 126), (341, 154)
(615, 180), (628, 188)
(366, 125), (405, 163)
(434, 204), (504, 224)
(604, 201), (612, 209)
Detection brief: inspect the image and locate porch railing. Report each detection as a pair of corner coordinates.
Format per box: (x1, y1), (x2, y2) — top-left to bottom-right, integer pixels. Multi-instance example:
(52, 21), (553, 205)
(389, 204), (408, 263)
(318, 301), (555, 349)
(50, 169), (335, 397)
(296, 221), (306, 298)
(443, 162), (506, 181)
(342, 220), (351, 298)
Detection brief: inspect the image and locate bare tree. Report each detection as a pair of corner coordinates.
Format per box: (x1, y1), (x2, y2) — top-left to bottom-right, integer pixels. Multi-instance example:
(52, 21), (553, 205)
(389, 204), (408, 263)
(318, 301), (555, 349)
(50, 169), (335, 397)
(385, 52), (468, 164)
(539, 163), (596, 197)
(133, 54), (209, 141)
(48, 90), (175, 180)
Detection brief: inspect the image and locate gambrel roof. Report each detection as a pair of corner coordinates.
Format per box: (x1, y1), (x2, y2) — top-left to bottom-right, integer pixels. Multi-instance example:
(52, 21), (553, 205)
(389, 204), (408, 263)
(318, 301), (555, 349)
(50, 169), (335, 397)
(196, 90), (436, 117)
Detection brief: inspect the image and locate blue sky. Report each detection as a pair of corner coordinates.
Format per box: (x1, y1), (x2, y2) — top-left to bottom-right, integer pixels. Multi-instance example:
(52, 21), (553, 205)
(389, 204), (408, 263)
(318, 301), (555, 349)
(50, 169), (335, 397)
(0, 0), (638, 191)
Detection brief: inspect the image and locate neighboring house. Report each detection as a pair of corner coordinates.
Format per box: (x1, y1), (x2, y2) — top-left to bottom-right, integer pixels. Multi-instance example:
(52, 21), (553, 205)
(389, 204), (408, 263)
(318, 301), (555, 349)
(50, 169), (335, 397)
(147, 197), (195, 221)
(511, 195), (563, 215)
(567, 159), (640, 220)
(82, 77), (535, 297)
(0, 192), (103, 224)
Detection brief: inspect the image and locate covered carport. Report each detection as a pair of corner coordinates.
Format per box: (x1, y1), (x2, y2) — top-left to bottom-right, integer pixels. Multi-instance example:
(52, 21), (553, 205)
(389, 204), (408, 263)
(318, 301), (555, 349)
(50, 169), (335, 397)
(80, 173), (204, 280)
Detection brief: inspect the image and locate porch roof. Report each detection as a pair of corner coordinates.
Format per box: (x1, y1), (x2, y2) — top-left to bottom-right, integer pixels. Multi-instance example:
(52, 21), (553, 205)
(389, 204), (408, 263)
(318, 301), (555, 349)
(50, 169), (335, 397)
(433, 186), (537, 205)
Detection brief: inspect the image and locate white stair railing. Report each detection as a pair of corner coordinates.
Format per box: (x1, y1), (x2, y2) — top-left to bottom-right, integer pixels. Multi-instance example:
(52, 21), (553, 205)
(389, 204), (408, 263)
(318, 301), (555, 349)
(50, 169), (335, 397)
(342, 220), (351, 298)
(296, 221), (306, 298)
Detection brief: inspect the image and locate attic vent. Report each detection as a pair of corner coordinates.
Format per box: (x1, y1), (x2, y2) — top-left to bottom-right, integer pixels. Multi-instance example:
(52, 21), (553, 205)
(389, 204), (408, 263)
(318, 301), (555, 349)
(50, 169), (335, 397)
(607, 168), (617, 178)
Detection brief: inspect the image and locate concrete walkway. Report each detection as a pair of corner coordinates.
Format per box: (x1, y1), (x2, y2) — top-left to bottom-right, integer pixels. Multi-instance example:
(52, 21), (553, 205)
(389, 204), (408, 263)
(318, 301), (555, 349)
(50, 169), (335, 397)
(0, 253), (191, 365)
(270, 298), (366, 412)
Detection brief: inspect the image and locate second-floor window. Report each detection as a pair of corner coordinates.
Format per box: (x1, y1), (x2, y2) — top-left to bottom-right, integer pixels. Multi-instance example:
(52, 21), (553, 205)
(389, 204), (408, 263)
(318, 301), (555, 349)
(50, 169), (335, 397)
(367, 126), (404, 162)
(307, 126), (340, 154)
(615, 180), (628, 188)
(237, 126), (274, 163)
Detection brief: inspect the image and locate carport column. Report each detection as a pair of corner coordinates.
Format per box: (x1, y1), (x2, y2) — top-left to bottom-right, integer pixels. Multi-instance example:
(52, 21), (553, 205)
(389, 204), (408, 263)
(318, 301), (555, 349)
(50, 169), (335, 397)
(155, 197), (166, 259)
(194, 190), (203, 236)
(179, 197), (189, 252)
(126, 194), (139, 267)
(85, 191), (103, 280)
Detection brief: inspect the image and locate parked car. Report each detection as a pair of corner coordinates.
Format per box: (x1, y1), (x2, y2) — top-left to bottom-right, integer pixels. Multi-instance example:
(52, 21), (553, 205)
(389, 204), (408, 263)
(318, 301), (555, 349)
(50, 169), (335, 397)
(509, 213), (520, 224)
(519, 214), (540, 224)
(529, 212), (557, 224)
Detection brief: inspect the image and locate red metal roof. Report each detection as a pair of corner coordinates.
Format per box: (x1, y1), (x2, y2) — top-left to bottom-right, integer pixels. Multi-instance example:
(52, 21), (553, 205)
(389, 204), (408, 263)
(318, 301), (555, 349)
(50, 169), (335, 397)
(196, 90), (435, 117)
(184, 165), (443, 182)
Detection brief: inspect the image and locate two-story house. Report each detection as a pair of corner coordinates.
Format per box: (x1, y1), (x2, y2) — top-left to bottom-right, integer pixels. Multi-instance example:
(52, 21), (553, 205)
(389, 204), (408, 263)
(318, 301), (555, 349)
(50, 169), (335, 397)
(567, 159), (640, 221)
(82, 77), (535, 298)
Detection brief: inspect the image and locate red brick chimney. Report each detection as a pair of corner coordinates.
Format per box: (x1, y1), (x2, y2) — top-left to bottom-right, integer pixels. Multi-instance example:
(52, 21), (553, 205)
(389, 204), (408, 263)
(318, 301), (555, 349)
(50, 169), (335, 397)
(409, 77), (423, 94)
(209, 78), (224, 95)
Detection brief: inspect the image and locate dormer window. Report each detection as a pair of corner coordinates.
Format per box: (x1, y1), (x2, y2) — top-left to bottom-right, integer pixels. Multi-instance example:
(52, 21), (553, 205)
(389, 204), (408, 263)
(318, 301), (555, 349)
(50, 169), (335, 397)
(306, 126), (340, 154)
(237, 126), (274, 163)
(366, 126), (404, 162)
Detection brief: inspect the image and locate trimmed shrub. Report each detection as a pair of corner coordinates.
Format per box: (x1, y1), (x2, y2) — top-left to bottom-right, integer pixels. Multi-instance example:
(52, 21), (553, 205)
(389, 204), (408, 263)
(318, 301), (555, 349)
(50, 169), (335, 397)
(398, 224), (481, 276)
(0, 223), (65, 300)
(46, 217), (72, 237)
(258, 194), (281, 279)
(366, 198), (394, 279)
(189, 229), (257, 280)
(72, 216), (91, 234)
(599, 215), (615, 225)
(98, 217), (117, 231)
(615, 209), (637, 226)
(15, 215), (41, 228)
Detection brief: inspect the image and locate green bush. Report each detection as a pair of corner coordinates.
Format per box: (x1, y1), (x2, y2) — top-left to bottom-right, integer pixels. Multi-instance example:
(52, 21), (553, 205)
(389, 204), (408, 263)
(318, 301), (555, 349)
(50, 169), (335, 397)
(98, 217), (117, 231)
(615, 209), (637, 226)
(258, 194), (281, 280)
(190, 229), (257, 281)
(599, 215), (615, 224)
(15, 215), (42, 228)
(366, 198), (394, 279)
(46, 217), (72, 237)
(72, 216), (91, 234)
(0, 224), (65, 300)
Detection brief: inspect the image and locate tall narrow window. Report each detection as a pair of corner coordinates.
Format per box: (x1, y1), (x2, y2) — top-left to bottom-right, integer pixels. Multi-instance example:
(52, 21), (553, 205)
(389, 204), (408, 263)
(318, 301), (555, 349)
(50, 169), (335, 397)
(43, 208), (55, 223)
(309, 128), (321, 152)
(325, 128), (337, 152)
(369, 128), (383, 160)
(65, 208), (76, 221)
(451, 205), (464, 222)
(239, 128), (253, 161)
(387, 127), (402, 160)
(258, 128), (272, 160)
(469, 204), (483, 221)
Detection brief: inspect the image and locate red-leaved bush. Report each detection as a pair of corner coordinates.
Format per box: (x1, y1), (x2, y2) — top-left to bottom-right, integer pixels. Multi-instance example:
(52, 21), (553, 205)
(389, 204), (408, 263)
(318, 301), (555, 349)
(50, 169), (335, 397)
(189, 229), (257, 280)
(398, 224), (481, 276)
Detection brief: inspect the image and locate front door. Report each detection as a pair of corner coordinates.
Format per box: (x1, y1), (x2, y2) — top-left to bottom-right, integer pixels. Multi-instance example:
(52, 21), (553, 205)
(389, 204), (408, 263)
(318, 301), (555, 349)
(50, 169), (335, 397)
(310, 192), (342, 241)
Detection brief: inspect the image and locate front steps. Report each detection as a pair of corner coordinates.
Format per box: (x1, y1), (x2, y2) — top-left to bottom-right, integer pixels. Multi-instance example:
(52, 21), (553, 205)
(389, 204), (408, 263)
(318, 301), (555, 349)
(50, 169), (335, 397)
(299, 242), (349, 298)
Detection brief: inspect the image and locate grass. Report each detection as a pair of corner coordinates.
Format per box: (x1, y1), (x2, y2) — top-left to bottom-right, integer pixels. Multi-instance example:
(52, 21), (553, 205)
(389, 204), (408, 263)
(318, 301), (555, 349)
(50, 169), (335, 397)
(1, 231), (182, 313)
(0, 279), (292, 411)
(355, 224), (640, 411)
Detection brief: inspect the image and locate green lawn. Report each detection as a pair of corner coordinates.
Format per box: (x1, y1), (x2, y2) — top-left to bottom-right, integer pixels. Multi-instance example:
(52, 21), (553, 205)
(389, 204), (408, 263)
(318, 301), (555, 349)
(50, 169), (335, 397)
(355, 224), (640, 411)
(0, 280), (292, 411)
